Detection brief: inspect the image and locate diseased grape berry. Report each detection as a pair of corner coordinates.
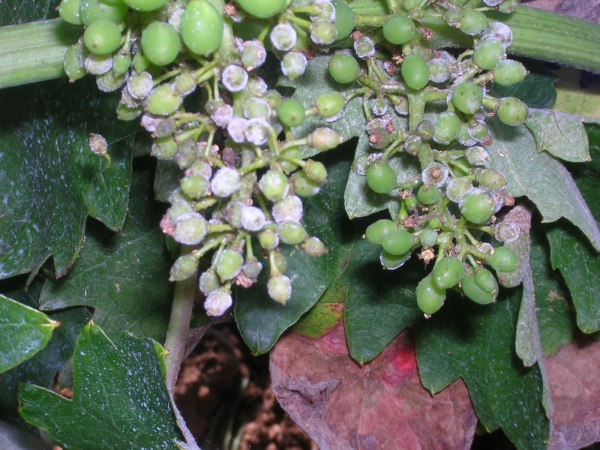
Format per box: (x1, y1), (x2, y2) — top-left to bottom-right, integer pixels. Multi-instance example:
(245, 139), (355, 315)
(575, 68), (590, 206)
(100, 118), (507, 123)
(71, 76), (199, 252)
(180, 0), (224, 56)
(124, 0), (168, 12)
(417, 183), (439, 205)
(204, 288), (233, 316)
(474, 268), (498, 294)
(304, 160), (328, 184)
(216, 249), (244, 281)
(492, 60), (527, 86)
(380, 249), (411, 270)
(292, 170), (321, 197)
(243, 97), (271, 119)
(474, 37), (505, 70)
(383, 15), (416, 45)
(236, 0), (287, 19)
(242, 257), (263, 280)
(79, 0), (128, 25)
(354, 35), (376, 59)
(366, 161), (397, 194)
(315, 92), (345, 119)
(221, 64), (249, 92)
(497, 97), (528, 126)
(381, 229), (414, 255)
(301, 236), (328, 257)
(310, 20), (337, 45)
(64, 43), (86, 82)
(419, 228), (438, 247)
(428, 58), (450, 83)
(493, 221), (520, 243)
(307, 127), (342, 151)
(452, 82), (483, 115)
(268, 274), (292, 304)
(401, 54), (429, 90)
(332, 0), (356, 39)
(489, 246), (519, 272)
(461, 275), (496, 304)
(270, 23), (297, 52)
(272, 195), (303, 223)
(432, 257), (464, 289)
(416, 274), (446, 315)
(141, 21), (181, 66)
(244, 118), (271, 146)
(478, 168), (507, 191)
(172, 213), (207, 245)
(277, 99), (305, 127)
(422, 162), (449, 187)
(365, 219), (396, 245)
(259, 229), (279, 250)
(277, 221), (307, 245)
(199, 270), (220, 295)
(112, 51), (131, 76)
(211, 168), (242, 197)
(281, 51), (308, 80)
(259, 170), (289, 202)
(446, 177), (474, 203)
(180, 175), (209, 199)
(466, 145), (490, 166)
(96, 71), (125, 92)
(460, 190), (495, 224)
(328, 53), (360, 84)
(170, 254), (198, 281)
(240, 40), (267, 70)
(151, 136), (178, 159)
(83, 19), (122, 55)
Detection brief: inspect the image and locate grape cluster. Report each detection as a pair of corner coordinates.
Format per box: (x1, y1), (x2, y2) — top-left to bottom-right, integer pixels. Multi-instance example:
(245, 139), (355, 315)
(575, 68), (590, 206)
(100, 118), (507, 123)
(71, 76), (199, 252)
(61, 0), (526, 317)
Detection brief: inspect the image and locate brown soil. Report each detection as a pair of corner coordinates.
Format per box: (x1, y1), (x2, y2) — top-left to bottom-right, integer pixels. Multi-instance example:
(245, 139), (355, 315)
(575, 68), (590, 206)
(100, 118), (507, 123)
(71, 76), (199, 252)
(174, 324), (317, 450)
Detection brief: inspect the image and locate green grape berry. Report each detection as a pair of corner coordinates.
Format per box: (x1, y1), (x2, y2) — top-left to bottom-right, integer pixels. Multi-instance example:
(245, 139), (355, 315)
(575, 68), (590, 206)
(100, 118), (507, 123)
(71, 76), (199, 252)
(236, 0), (287, 19)
(328, 53), (360, 84)
(416, 274), (446, 315)
(83, 19), (122, 55)
(64, 43), (86, 82)
(332, 0), (356, 40)
(381, 229), (414, 256)
(268, 275), (292, 304)
(477, 168), (507, 191)
(277, 99), (305, 127)
(180, 0), (224, 56)
(133, 53), (150, 72)
(383, 15), (416, 45)
(474, 268), (498, 294)
(474, 37), (505, 70)
(259, 229), (279, 250)
(304, 160), (327, 184)
(497, 97), (528, 126)
(492, 60), (527, 86)
(365, 219), (396, 245)
(433, 111), (461, 145)
(419, 228), (438, 247)
(308, 126), (341, 151)
(79, 0), (128, 25)
(432, 256), (464, 289)
(277, 221), (307, 245)
(216, 249), (244, 281)
(452, 82), (483, 115)
(172, 213), (207, 245)
(366, 161), (397, 194)
(417, 183), (439, 205)
(259, 170), (289, 202)
(310, 20), (338, 45)
(59, 0), (82, 25)
(488, 246), (519, 272)
(291, 170), (321, 197)
(315, 92), (345, 119)
(460, 190), (495, 224)
(170, 254), (198, 281)
(124, 0), (169, 12)
(112, 51), (131, 76)
(457, 9), (489, 36)
(401, 54), (429, 90)
(180, 175), (209, 199)
(141, 21), (181, 66)
(461, 275), (496, 304)
(146, 85), (182, 116)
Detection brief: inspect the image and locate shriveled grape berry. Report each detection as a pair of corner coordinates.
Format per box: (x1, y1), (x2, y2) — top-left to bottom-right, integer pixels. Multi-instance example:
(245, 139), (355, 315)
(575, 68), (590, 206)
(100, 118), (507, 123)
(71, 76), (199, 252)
(366, 161), (396, 194)
(328, 53), (360, 84)
(432, 257), (464, 289)
(416, 274), (446, 315)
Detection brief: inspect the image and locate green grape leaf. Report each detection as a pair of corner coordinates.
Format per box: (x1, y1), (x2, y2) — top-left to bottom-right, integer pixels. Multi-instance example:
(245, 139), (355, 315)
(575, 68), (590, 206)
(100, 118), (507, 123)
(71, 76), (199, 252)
(415, 290), (550, 450)
(0, 294), (58, 374)
(0, 78), (137, 279)
(553, 67), (600, 119)
(235, 150), (355, 354)
(525, 109), (592, 162)
(292, 283), (346, 338)
(38, 163), (173, 342)
(0, 0), (59, 26)
(546, 124), (600, 334)
(18, 322), (182, 449)
(0, 276), (90, 432)
(487, 118), (600, 251)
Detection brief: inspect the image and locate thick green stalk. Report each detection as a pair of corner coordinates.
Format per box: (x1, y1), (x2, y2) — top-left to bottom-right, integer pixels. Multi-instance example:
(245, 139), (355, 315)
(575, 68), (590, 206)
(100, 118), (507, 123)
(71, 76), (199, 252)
(0, 19), (80, 89)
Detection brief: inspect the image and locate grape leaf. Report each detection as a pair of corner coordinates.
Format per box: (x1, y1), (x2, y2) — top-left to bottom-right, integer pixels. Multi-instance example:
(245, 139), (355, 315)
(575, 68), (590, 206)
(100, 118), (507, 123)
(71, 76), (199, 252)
(18, 322), (182, 449)
(38, 163), (173, 342)
(491, 64), (558, 110)
(0, 78), (137, 279)
(525, 109), (592, 162)
(0, 0), (59, 26)
(546, 124), (600, 334)
(415, 289), (550, 450)
(0, 294), (58, 374)
(553, 67), (600, 119)
(0, 420), (51, 450)
(235, 150), (355, 354)
(0, 276), (90, 432)
(486, 118), (600, 251)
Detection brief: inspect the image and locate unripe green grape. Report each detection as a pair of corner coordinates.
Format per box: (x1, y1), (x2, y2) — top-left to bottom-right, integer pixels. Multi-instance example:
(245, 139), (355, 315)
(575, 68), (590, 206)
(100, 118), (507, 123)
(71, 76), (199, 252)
(498, 0), (519, 13)
(381, 229), (414, 256)
(277, 99), (305, 127)
(112, 51), (131, 76)
(180, 0), (224, 56)
(147, 85), (182, 116)
(416, 274), (446, 315)
(461, 275), (496, 304)
(170, 254), (198, 281)
(433, 111), (461, 145)
(416, 120), (435, 141)
(380, 249), (411, 270)
(315, 92), (345, 119)
(304, 160), (327, 184)
(474, 268), (498, 294)
(204, 288), (233, 316)
(243, 257), (263, 280)
(181, 175), (209, 199)
(460, 190), (495, 224)
(401, 54), (429, 90)
(457, 122), (476, 147)
(128, 71), (153, 100)
(457, 9), (488, 36)
(141, 21), (181, 66)
(443, 9), (461, 27)
(291, 170), (321, 197)
(259, 230), (279, 250)
(281, 51), (308, 80)
(452, 82), (483, 115)
(79, 0), (127, 25)
(332, 0), (356, 40)
(133, 53), (150, 73)
(474, 37), (504, 70)
(199, 270), (220, 295)
(497, 97), (528, 126)
(216, 249), (244, 281)
(268, 275), (292, 304)
(270, 23), (297, 52)
(419, 228), (438, 247)
(489, 246), (519, 272)
(211, 168), (241, 197)
(277, 221), (307, 245)
(243, 97), (271, 119)
(492, 60), (527, 86)
(478, 168), (507, 191)
(272, 195), (303, 223)
(280, 146), (301, 173)
(328, 53), (360, 84)
(224, 201), (245, 229)
(82, 53), (113, 75)
(172, 213), (207, 245)
(151, 136), (178, 159)
(59, 0), (82, 25)
(382, 15), (416, 45)
(236, 0), (286, 19)
(64, 43), (86, 82)
(307, 127), (342, 152)
(309, 0), (334, 21)
(240, 40), (267, 70)
(402, 0), (424, 10)
(310, 20), (337, 45)
(259, 170), (289, 202)
(428, 58), (450, 83)
(366, 161), (397, 194)
(153, 119), (175, 138)
(428, 217), (443, 229)
(417, 183), (439, 205)
(243, 117), (270, 146)
(117, 104), (143, 120)
(123, 0), (168, 12)
(83, 19), (122, 55)
(100, 0), (125, 5)
(405, 194), (418, 210)
(432, 257), (464, 289)
(445, 177), (474, 203)
(365, 219), (396, 245)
